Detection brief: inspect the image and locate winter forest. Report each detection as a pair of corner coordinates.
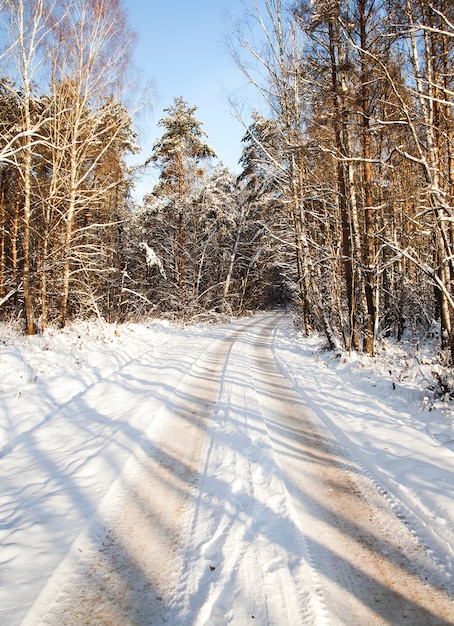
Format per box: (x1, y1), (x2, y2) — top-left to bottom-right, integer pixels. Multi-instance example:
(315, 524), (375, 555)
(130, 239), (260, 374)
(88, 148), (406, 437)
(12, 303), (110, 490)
(1, 0), (454, 364)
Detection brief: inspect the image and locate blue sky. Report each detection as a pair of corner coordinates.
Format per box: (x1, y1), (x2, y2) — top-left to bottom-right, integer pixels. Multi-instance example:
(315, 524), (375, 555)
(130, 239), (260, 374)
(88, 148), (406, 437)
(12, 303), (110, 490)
(125, 0), (257, 197)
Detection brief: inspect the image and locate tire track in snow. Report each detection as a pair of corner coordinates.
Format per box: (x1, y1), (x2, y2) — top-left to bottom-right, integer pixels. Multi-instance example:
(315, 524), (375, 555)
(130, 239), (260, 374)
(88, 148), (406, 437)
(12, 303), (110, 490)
(245, 316), (335, 626)
(172, 313), (318, 625)
(271, 319), (454, 581)
(17, 313), (454, 625)
(258, 315), (454, 626)
(17, 326), (231, 626)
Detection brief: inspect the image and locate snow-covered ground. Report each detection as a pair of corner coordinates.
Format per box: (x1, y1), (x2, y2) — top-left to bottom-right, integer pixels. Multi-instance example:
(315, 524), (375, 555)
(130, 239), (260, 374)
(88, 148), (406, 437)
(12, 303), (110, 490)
(0, 312), (453, 625)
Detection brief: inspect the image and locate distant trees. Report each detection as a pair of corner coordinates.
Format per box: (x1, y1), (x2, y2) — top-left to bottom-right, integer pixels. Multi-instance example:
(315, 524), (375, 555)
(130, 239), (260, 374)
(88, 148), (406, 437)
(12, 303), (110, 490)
(148, 97), (216, 306)
(138, 98), (288, 318)
(0, 1), (297, 329)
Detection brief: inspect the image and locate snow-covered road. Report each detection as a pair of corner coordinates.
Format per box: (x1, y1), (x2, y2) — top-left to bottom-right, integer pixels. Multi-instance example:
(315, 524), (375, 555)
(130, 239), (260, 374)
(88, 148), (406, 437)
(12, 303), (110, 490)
(0, 313), (453, 625)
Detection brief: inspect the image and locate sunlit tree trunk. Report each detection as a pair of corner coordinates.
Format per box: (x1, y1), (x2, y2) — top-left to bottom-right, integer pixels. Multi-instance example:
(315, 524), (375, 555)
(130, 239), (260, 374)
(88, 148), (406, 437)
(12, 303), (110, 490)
(327, 18), (360, 350)
(14, 0), (48, 334)
(0, 176), (6, 299)
(177, 147), (184, 294)
(359, 0), (377, 354)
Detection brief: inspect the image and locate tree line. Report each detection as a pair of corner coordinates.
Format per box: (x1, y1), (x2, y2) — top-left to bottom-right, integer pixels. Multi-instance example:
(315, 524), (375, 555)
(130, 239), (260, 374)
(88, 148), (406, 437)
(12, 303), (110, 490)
(0, 0), (285, 332)
(0, 0), (139, 332)
(233, 0), (454, 358)
(1, 0), (454, 366)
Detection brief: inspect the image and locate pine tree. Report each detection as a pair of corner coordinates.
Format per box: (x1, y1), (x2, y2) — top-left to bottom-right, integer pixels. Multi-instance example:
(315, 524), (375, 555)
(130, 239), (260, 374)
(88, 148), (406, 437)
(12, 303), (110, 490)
(149, 97), (216, 303)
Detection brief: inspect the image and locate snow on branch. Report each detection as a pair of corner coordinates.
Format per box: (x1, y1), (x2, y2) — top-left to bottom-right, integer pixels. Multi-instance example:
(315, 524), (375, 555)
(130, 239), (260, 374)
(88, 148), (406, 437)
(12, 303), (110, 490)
(139, 242), (167, 280)
(0, 284), (21, 308)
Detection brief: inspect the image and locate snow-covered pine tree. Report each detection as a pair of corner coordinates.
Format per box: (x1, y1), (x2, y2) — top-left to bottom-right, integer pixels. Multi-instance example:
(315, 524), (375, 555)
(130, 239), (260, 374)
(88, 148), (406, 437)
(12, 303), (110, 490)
(148, 97), (216, 309)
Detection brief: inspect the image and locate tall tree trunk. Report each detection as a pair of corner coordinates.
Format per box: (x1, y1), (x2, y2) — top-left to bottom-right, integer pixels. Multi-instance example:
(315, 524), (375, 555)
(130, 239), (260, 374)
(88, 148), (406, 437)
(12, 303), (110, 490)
(11, 190), (20, 285)
(0, 178), (6, 299)
(18, 0), (37, 334)
(22, 137), (35, 334)
(60, 123), (79, 328)
(177, 147), (184, 298)
(291, 155), (311, 335)
(328, 20), (360, 350)
(40, 224), (50, 330)
(359, 0), (377, 355)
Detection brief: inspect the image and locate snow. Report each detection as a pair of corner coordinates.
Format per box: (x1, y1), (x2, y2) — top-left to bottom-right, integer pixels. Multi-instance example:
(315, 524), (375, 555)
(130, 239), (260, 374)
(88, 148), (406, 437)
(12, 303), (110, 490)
(0, 313), (453, 625)
(139, 242), (167, 279)
(274, 328), (454, 572)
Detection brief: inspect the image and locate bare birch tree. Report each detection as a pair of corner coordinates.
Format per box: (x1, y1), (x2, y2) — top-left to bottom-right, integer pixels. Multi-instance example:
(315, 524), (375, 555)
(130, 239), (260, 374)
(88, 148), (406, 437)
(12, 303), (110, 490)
(0, 0), (57, 333)
(48, 0), (137, 326)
